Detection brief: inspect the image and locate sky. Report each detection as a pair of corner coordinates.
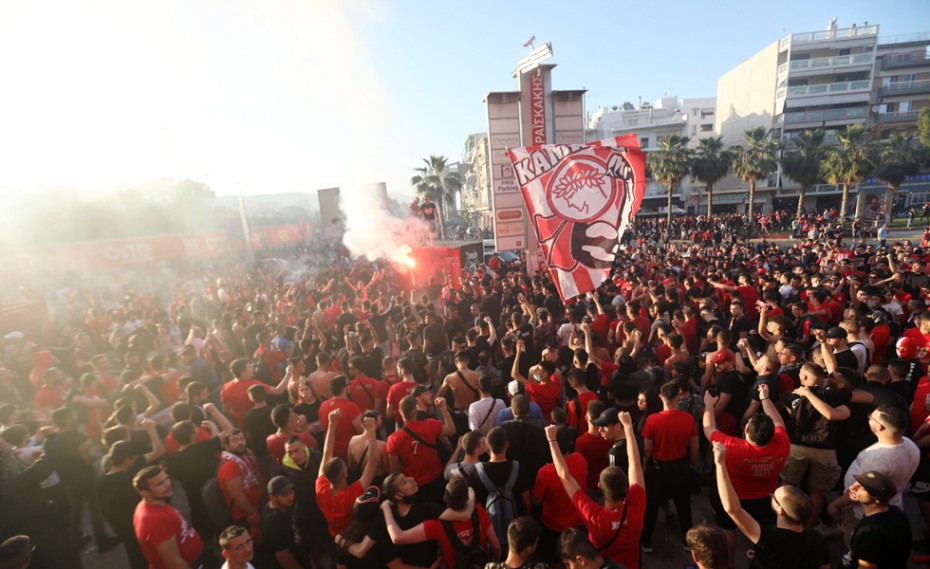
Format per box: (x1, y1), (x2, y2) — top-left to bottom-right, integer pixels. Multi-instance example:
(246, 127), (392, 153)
(0, 0), (926, 202)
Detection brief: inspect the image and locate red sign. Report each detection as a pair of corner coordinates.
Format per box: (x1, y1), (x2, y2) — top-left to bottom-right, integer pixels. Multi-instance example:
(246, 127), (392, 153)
(529, 73), (546, 145)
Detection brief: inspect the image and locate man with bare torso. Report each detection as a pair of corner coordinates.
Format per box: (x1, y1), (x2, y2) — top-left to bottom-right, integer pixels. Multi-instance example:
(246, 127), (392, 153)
(438, 351), (481, 437)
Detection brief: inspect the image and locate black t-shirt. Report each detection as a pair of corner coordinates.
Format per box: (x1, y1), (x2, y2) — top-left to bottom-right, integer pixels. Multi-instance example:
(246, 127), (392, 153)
(850, 507), (911, 569)
(168, 437), (221, 499)
(359, 347), (385, 380)
(423, 323), (447, 358)
(261, 505), (309, 569)
(96, 470), (140, 534)
(728, 316), (752, 342)
(45, 430), (92, 489)
(444, 318), (465, 342)
(402, 348), (430, 384)
(243, 405), (276, 456)
(501, 420), (550, 481)
(833, 348), (859, 371)
(748, 525), (828, 569)
(784, 387), (852, 448)
(367, 502), (442, 567)
(717, 371), (748, 417)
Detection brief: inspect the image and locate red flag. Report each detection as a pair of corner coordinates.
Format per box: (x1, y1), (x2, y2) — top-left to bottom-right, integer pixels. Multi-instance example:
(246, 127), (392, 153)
(507, 135), (645, 300)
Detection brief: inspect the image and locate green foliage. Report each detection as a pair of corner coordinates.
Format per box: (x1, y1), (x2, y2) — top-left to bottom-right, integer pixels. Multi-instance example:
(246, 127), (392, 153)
(690, 136), (732, 216)
(919, 107), (930, 147)
(780, 129), (825, 217)
(821, 124), (873, 220)
(410, 154), (462, 240)
(731, 126), (779, 234)
(649, 134), (692, 224)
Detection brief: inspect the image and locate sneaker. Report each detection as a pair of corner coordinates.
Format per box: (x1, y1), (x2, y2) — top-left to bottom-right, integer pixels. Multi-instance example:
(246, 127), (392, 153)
(641, 542), (654, 553)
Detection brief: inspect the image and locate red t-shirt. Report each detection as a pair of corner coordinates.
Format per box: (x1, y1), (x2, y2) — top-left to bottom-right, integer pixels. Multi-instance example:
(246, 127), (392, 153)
(656, 344), (671, 367)
(265, 431), (317, 463)
(526, 376), (562, 422)
(532, 452), (587, 531)
(315, 477), (363, 537)
(386, 418), (444, 485)
(567, 391), (600, 433)
(710, 427), (790, 499)
(591, 313), (610, 347)
(911, 376), (930, 433)
(319, 398), (362, 461)
(572, 484), (646, 569)
(736, 286), (759, 318)
(34, 386), (63, 411)
(576, 432), (612, 490)
(903, 328), (930, 368)
(133, 501), (203, 569)
(423, 505), (491, 569)
(217, 455), (264, 520)
(348, 376), (382, 412)
(641, 410), (697, 461)
(387, 381), (418, 422)
(677, 322), (698, 356)
(870, 325), (891, 364)
(220, 379), (266, 428)
(164, 426), (212, 456)
(599, 361), (618, 388)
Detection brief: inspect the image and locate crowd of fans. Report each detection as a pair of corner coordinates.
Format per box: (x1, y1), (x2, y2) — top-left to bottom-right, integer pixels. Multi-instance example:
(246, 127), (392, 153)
(1, 227), (929, 569)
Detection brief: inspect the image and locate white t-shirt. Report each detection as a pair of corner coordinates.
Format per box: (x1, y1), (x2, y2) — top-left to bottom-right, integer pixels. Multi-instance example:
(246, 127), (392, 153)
(843, 438), (919, 518)
(221, 562), (255, 569)
(468, 397), (506, 436)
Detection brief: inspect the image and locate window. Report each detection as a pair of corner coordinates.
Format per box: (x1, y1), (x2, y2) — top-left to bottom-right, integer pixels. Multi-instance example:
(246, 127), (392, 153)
(899, 101), (911, 113)
(640, 137), (649, 148)
(691, 125), (697, 135)
(839, 48), (850, 56)
(700, 124), (713, 132)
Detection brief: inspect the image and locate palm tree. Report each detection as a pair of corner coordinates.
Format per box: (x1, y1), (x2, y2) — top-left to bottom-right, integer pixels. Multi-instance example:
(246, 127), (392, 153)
(410, 155), (462, 240)
(731, 126), (779, 237)
(822, 124), (872, 225)
(780, 129), (826, 219)
(690, 136), (732, 217)
(874, 134), (921, 224)
(649, 134), (692, 229)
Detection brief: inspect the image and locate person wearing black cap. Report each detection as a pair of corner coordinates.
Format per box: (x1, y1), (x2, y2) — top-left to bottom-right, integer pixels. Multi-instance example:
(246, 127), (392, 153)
(815, 327), (860, 373)
(593, 407), (633, 471)
(843, 471), (911, 569)
(260, 475), (308, 569)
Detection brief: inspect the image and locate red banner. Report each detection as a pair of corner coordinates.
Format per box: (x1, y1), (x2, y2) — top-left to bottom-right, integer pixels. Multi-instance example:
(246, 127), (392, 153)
(507, 135), (646, 300)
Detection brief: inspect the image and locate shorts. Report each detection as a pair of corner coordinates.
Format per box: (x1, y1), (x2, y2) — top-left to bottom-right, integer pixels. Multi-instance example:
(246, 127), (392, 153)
(709, 484), (776, 530)
(780, 444), (841, 491)
(912, 456), (930, 502)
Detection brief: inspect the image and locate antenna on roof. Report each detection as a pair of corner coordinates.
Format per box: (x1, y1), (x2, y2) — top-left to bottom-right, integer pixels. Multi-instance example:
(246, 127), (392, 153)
(523, 35), (536, 49)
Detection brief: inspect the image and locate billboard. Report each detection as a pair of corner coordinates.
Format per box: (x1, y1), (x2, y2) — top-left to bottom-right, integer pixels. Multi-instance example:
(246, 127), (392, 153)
(317, 187), (343, 237)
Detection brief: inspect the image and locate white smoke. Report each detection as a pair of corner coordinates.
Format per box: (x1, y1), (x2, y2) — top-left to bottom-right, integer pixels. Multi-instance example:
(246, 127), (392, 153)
(341, 183), (427, 265)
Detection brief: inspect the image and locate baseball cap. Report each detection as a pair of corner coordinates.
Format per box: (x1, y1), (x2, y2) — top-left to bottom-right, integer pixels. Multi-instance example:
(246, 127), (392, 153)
(267, 475), (295, 496)
(353, 485), (382, 522)
(411, 384), (431, 397)
(853, 471), (897, 505)
(824, 327), (847, 339)
(592, 408), (621, 427)
(711, 351), (734, 364)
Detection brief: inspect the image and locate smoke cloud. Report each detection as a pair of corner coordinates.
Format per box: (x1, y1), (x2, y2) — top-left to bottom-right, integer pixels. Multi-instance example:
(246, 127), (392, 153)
(341, 184), (426, 265)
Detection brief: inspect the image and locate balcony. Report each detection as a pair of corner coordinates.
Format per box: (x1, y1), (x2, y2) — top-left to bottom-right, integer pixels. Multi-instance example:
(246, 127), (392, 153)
(788, 53), (874, 75)
(875, 110), (919, 124)
(786, 79), (872, 97)
(643, 180), (682, 199)
(879, 79), (930, 98)
(782, 106), (869, 125)
(783, 25), (879, 49)
(882, 53), (930, 70)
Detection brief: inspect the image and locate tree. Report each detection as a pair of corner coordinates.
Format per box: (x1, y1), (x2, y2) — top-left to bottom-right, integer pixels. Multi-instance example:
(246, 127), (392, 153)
(649, 134), (692, 229)
(822, 124), (872, 225)
(874, 134), (921, 224)
(731, 126), (779, 237)
(780, 129), (826, 218)
(410, 155), (462, 240)
(919, 107), (930, 147)
(690, 136), (732, 217)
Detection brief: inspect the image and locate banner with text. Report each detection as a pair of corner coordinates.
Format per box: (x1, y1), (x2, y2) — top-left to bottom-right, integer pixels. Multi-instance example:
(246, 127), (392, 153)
(506, 135), (645, 300)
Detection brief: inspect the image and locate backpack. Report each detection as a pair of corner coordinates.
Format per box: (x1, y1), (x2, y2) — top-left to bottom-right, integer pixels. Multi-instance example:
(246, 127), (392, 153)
(441, 509), (490, 569)
(474, 461), (519, 542)
(201, 475), (231, 532)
